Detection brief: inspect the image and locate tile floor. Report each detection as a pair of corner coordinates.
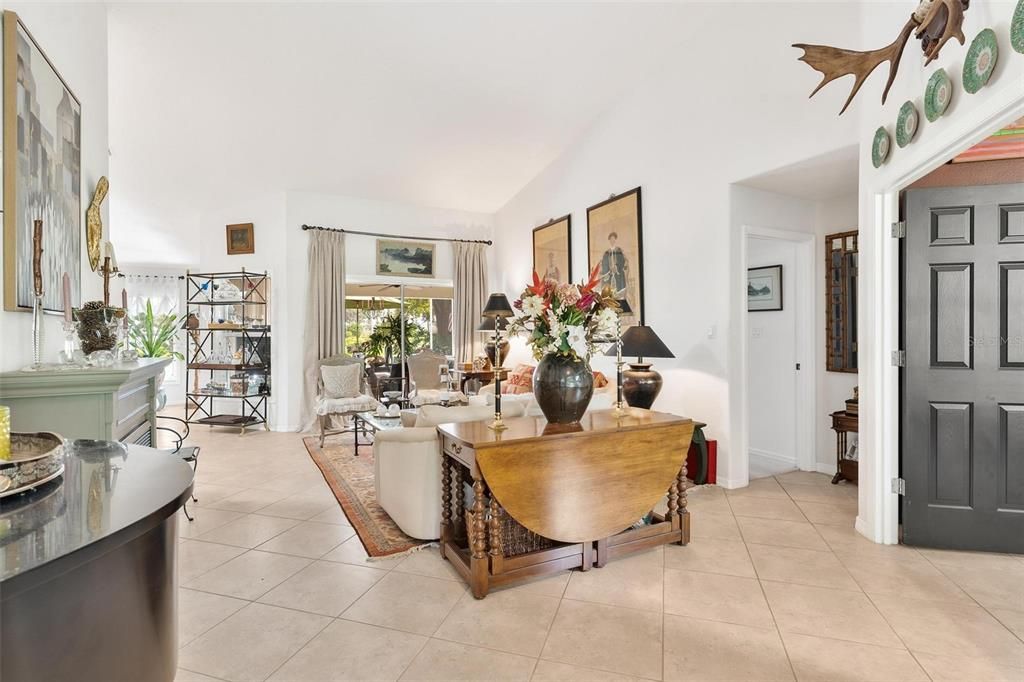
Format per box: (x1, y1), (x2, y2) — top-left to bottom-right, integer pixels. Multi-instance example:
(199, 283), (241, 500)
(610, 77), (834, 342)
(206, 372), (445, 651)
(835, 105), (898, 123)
(171, 427), (1024, 681)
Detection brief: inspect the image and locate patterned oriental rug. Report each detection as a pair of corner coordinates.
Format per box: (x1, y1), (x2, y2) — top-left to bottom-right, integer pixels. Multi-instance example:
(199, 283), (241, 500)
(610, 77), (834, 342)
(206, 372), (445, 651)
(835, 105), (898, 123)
(302, 437), (431, 559)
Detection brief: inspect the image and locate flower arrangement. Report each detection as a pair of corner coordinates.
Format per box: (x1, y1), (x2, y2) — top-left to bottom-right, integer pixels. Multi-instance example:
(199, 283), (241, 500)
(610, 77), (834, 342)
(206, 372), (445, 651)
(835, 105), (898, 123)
(509, 265), (621, 361)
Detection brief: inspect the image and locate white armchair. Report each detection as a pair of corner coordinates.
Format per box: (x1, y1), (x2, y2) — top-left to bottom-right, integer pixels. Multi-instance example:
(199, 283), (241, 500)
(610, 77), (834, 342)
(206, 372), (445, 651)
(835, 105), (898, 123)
(316, 355), (380, 446)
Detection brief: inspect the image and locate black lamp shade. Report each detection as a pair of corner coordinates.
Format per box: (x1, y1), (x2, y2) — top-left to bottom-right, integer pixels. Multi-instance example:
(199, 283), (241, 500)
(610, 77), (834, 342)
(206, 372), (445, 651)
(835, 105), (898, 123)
(477, 316), (508, 332)
(614, 325), (674, 358)
(482, 293), (514, 318)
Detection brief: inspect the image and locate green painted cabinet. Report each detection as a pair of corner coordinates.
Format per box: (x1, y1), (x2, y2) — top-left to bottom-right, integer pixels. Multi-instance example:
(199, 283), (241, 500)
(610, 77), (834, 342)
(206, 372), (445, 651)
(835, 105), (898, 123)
(0, 358), (171, 444)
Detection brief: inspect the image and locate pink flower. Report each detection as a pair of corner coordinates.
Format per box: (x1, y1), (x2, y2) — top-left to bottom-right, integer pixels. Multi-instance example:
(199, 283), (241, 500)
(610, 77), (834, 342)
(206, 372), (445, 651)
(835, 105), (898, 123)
(576, 292), (596, 311)
(557, 283), (581, 306)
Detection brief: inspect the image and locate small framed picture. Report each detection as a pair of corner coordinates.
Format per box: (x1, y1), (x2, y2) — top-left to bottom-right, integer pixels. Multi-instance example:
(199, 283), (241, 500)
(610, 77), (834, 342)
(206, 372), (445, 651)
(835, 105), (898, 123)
(376, 239), (435, 278)
(747, 264), (783, 312)
(226, 223), (255, 255)
(533, 215), (572, 283)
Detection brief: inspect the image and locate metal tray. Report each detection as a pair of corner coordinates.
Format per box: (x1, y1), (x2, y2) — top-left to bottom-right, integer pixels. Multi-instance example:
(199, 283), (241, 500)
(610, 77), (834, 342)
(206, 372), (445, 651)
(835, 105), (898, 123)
(0, 432), (65, 498)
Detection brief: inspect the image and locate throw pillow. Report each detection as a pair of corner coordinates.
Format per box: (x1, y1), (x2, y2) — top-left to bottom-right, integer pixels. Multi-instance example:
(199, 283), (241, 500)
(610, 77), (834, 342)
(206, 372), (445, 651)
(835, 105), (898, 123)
(503, 364), (535, 395)
(593, 371), (609, 389)
(321, 363), (362, 399)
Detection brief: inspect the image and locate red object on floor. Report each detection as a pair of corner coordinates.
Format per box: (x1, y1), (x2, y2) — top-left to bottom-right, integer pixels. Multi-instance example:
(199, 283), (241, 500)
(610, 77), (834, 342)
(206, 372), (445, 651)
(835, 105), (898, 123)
(686, 439), (717, 485)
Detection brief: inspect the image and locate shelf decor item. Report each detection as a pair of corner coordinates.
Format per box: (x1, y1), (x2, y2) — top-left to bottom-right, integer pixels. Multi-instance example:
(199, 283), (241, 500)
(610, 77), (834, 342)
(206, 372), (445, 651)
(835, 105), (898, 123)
(74, 301), (124, 356)
(507, 266), (620, 424)
(1013, 0), (1024, 54)
(872, 126), (892, 168)
(962, 28), (998, 94)
(896, 101), (919, 148)
(618, 325), (675, 409)
(924, 68), (953, 122)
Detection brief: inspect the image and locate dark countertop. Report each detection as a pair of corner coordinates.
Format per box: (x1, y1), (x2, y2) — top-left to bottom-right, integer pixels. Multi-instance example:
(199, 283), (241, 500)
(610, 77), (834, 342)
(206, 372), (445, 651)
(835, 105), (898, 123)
(0, 439), (194, 592)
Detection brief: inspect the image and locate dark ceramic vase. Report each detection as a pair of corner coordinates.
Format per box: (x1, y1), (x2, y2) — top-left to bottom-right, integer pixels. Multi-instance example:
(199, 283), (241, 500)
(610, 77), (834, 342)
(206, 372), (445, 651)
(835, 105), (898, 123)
(533, 353), (594, 424)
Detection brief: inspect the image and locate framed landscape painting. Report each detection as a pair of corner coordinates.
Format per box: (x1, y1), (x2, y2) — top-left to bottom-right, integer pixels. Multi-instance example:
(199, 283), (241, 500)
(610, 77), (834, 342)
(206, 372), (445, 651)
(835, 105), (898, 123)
(532, 214), (571, 283)
(376, 239), (435, 278)
(3, 10), (82, 312)
(748, 264), (784, 312)
(587, 187), (643, 325)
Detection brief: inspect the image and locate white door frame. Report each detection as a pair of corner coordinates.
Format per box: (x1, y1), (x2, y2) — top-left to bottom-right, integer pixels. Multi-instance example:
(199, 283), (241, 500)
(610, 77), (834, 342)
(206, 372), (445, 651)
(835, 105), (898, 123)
(860, 92), (1024, 544)
(740, 225), (817, 482)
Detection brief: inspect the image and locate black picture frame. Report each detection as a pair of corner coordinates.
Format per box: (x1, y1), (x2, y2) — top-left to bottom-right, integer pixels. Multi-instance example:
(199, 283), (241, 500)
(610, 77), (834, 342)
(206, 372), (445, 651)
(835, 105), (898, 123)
(747, 264), (784, 312)
(586, 187), (644, 324)
(532, 214), (572, 283)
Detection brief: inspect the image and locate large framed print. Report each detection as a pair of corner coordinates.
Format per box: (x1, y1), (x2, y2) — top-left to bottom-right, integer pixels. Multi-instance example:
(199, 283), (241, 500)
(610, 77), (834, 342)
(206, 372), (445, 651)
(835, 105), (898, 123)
(3, 10), (82, 312)
(532, 214), (571, 283)
(375, 239), (435, 278)
(587, 187), (643, 324)
(748, 264), (784, 312)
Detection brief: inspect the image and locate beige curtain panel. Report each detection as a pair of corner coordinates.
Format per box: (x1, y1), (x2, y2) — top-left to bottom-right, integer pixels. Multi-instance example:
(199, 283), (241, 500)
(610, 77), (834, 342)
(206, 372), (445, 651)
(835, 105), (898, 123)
(301, 229), (346, 431)
(453, 241), (488, 364)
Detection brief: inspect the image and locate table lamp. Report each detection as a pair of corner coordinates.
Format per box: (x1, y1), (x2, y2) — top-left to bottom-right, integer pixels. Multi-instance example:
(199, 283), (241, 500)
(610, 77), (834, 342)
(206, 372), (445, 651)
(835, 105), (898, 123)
(481, 293), (514, 430)
(477, 316), (509, 368)
(615, 324), (674, 409)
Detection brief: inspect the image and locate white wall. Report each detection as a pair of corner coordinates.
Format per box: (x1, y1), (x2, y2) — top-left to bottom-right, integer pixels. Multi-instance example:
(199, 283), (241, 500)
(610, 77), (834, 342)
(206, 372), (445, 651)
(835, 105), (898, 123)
(0, 3), (108, 371)
(492, 2), (861, 489)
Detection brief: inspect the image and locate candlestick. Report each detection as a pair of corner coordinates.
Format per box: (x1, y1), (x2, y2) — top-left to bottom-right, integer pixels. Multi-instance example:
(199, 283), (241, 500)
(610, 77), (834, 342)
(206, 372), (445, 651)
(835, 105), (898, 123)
(63, 272), (72, 323)
(0, 406), (10, 461)
(32, 220), (43, 297)
(121, 287), (127, 311)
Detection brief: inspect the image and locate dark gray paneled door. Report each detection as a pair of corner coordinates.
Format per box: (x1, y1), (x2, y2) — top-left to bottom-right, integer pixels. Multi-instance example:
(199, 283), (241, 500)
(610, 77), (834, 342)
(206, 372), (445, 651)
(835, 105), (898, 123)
(903, 183), (1024, 553)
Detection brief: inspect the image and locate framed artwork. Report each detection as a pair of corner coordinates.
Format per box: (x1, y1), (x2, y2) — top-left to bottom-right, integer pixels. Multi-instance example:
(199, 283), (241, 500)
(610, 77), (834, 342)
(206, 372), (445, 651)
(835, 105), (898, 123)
(748, 264), (784, 312)
(3, 10), (82, 312)
(376, 239), (435, 278)
(226, 222), (255, 255)
(532, 214), (571, 283)
(587, 187), (643, 324)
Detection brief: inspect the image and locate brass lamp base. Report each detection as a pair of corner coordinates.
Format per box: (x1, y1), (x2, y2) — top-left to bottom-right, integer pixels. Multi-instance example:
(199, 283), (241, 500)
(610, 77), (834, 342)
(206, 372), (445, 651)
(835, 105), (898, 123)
(622, 363), (663, 409)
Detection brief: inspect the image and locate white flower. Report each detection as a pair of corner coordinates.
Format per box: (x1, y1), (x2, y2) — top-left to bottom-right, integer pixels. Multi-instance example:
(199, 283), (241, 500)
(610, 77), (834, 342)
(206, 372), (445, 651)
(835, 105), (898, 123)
(566, 325), (589, 359)
(521, 295), (544, 317)
(594, 307), (618, 337)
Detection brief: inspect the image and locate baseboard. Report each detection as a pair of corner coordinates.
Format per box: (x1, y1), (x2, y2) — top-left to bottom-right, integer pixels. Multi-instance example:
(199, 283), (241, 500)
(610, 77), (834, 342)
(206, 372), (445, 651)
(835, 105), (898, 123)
(714, 476), (745, 490)
(749, 448), (797, 468)
(815, 462), (837, 476)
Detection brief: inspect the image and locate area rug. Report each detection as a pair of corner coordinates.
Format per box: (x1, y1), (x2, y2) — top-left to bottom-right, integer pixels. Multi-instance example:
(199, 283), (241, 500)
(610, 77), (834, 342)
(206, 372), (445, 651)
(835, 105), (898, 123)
(303, 437), (431, 559)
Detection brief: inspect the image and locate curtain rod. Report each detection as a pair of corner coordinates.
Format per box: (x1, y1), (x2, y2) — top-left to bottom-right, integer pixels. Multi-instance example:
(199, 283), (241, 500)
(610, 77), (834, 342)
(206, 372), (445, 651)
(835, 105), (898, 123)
(117, 273), (185, 279)
(301, 224), (491, 246)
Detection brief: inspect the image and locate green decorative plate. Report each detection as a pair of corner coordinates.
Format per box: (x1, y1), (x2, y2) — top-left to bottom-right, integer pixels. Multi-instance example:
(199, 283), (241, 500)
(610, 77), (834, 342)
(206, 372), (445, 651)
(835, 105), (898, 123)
(963, 28), (998, 94)
(924, 69), (952, 122)
(1012, 0), (1024, 54)
(872, 127), (891, 168)
(896, 101), (919, 148)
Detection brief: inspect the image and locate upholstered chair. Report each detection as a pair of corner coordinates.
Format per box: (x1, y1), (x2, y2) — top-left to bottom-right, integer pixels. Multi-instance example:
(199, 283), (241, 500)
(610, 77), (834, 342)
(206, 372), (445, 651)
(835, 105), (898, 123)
(406, 349), (450, 407)
(316, 355), (380, 446)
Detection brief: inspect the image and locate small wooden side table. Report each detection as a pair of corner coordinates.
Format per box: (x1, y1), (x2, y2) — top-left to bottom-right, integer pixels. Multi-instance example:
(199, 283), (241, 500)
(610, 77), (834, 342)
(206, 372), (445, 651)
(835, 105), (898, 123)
(829, 410), (858, 485)
(453, 369), (502, 393)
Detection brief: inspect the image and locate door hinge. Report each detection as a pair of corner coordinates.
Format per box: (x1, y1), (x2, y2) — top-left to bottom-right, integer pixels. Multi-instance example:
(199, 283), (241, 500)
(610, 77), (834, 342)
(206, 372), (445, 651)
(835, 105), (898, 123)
(891, 221), (907, 238)
(891, 350), (906, 367)
(891, 477), (906, 495)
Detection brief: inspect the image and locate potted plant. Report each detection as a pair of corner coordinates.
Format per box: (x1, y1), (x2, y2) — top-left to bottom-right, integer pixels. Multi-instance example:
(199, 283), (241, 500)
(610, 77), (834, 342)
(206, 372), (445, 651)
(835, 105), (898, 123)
(364, 312), (429, 369)
(128, 300), (184, 386)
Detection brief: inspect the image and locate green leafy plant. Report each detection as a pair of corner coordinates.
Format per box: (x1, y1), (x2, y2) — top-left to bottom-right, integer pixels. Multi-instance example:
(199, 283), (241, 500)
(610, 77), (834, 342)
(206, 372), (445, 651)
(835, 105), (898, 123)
(128, 299), (184, 360)
(364, 313), (429, 363)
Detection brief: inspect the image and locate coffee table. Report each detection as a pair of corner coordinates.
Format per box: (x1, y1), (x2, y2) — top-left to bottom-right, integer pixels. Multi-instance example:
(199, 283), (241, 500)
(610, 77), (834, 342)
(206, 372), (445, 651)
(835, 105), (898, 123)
(353, 411), (404, 456)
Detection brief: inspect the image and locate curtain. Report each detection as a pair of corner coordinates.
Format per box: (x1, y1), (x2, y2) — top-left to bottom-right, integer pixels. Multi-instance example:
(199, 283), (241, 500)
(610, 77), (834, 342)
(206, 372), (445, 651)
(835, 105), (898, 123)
(453, 242), (488, 364)
(123, 274), (183, 383)
(301, 230), (346, 430)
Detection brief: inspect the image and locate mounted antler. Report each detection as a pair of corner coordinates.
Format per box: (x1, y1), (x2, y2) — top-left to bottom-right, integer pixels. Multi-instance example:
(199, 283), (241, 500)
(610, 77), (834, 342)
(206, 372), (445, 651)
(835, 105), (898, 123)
(793, 0), (969, 115)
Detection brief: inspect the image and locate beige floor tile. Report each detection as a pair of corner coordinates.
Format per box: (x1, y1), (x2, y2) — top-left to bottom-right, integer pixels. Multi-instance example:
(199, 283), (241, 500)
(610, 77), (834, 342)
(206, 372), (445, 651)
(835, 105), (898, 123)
(178, 602), (331, 682)
(663, 615), (793, 681)
(664, 568), (775, 629)
(778, 482), (857, 505)
(795, 500), (857, 526)
(256, 520), (355, 558)
(781, 632), (928, 682)
(191, 483), (248, 505)
(690, 510), (743, 541)
(197, 513), (301, 549)
(496, 571), (571, 598)
(268, 619), (427, 682)
(435, 588), (560, 656)
(774, 471), (832, 487)
(916, 547), (1024, 571)
(256, 493), (335, 521)
(178, 587), (248, 648)
(564, 548), (664, 612)
(321, 535), (405, 570)
(727, 496), (805, 521)
(175, 669), (221, 682)
(185, 549), (311, 600)
(870, 593), (1024, 666)
(991, 608), (1024, 639)
(813, 523), (919, 557)
(762, 581), (902, 648)
(399, 638), (536, 681)
(342, 570), (466, 635)
(541, 599), (662, 680)
(932, 562), (1024, 612)
(178, 539), (247, 582)
(258, 560), (386, 616)
(737, 517), (828, 551)
(308, 504), (353, 525)
(748, 544), (860, 591)
(392, 545), (464, 582)
(726, 477), (790, 500)
(205, 487), (292, 513)
(835, 551), (973, 604)
(529, 660), (634, 681)
(684, 490), (733, 515)
(912, 651), (1024, 682)
(178, 508), (248, 539)
(664, 538), (755, 578)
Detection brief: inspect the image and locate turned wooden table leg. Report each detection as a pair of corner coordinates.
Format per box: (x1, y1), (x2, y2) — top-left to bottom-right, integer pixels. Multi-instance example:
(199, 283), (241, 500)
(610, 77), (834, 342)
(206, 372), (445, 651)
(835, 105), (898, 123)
(677, 464), (690, 545)
(454, 464), (465, 543)
(470, 475), (489, 599)
(440, 456), (452, 559)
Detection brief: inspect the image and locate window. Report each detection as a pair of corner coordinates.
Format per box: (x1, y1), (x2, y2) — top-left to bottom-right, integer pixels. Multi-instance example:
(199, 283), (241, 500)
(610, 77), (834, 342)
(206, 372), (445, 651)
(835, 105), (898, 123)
(123, 274), (184, 383)
(345, 282), (453, 362)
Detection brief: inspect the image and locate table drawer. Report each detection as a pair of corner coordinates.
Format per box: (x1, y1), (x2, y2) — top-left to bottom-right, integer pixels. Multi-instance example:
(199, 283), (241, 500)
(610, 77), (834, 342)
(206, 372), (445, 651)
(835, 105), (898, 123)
(114, 379), (152, 442)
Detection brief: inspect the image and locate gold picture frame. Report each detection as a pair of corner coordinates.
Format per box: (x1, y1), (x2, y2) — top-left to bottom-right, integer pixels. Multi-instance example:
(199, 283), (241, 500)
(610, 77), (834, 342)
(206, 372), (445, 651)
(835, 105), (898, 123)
(532, 215), (572, 283)
(226, 223), (255, 255)
(586, 187), (644, 325)
(376, 239), (435, 278)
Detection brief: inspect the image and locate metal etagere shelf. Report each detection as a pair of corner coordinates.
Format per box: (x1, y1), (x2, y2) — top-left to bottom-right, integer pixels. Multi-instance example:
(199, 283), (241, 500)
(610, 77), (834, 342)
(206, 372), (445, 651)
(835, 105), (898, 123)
(184, 269), (271, 434)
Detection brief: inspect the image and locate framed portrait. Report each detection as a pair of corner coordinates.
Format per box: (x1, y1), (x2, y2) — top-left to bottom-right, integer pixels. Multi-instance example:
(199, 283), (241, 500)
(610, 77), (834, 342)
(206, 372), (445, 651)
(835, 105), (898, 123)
(226, 223), (255, 255)
(532, 214), (571, 283)
(748, 264), (784, 312)
(3, 10), (82, 312)
(587, 187), (643, 324)
(376, 239), (435, 278)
